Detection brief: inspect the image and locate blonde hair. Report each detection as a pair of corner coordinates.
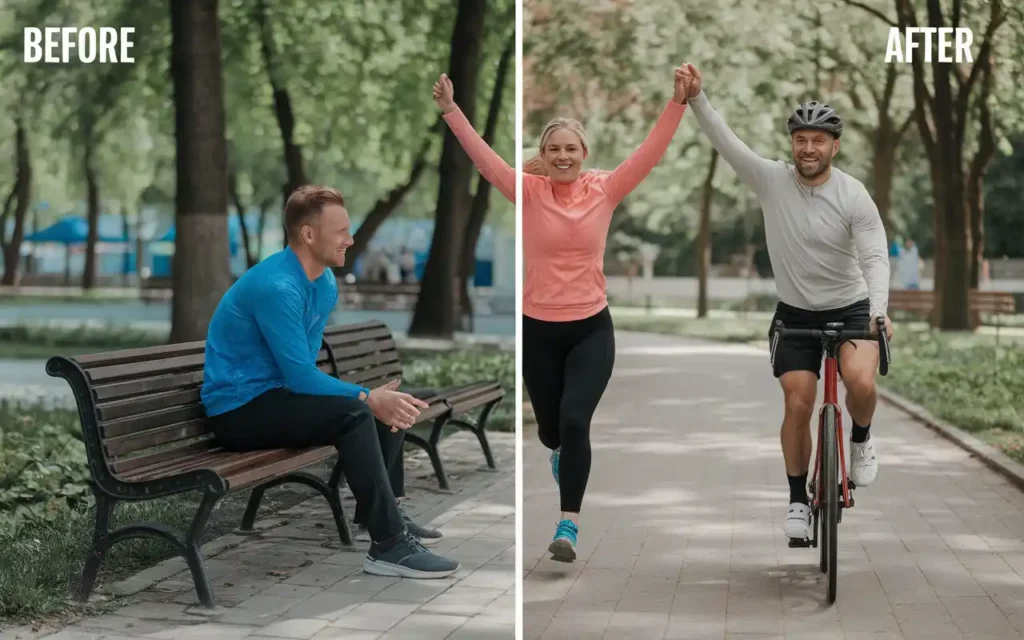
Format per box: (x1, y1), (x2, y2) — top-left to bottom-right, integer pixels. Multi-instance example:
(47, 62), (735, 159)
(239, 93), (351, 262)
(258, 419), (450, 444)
(526, 118), (589, 177)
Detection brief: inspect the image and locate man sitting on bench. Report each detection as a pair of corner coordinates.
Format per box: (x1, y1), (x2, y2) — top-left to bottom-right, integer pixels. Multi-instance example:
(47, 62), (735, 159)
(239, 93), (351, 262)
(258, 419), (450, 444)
(200, 184), (458, 579)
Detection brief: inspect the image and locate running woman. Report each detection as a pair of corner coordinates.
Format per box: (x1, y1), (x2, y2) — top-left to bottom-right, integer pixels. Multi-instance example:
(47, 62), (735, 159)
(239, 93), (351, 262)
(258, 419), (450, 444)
(434, 67), (689, 562)
(677, 64), (894, 542)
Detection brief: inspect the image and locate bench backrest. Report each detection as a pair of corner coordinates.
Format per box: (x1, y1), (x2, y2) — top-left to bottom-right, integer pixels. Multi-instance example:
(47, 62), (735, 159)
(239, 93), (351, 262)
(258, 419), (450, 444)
(888, 289), (1015, 314)
(322, 322), (404, 389)
(48, 320), (397, 484)
(968, 291), (1016, 313)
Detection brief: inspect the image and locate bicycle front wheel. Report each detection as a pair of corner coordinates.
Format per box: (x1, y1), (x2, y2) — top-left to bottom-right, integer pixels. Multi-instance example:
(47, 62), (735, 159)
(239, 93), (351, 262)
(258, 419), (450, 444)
(821, 404), (839, 604)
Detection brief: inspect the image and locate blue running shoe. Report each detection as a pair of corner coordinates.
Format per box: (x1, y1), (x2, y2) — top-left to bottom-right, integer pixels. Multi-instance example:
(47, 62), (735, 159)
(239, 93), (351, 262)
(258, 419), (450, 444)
(550, 448), (560, 486)
(548, 519), (577, 562)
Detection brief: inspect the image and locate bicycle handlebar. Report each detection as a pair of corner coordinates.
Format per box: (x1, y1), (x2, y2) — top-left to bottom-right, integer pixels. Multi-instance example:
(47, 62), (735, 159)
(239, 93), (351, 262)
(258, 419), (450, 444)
(773, 317), (891, 376)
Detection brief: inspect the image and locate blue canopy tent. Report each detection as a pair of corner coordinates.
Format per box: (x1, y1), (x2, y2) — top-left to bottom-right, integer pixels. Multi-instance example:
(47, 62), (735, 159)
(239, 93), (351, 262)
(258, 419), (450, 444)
(349, 218), (499, 286)
(24, 215), (131, 284)
(147, 217), (242, 278)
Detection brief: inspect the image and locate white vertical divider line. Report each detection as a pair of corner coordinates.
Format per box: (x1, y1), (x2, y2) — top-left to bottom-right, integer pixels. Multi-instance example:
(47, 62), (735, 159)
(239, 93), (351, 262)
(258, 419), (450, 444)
(514, 0), (524, 636)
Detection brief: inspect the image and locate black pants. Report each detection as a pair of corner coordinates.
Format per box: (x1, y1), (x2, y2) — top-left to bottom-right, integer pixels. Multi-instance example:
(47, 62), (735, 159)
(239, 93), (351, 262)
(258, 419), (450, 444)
(522, 306), (615, 513)
(208, 388), (405, 544)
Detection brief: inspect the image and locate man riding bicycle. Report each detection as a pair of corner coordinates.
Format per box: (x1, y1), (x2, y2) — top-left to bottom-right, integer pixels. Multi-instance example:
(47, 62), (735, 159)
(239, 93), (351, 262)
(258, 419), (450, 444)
(679, 64), (895, 541)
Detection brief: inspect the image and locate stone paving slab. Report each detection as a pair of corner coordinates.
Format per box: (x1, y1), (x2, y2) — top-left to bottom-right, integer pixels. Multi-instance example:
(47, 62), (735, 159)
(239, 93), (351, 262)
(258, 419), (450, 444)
(6, 431), (514, 640)
(524, 330), (1024, 640)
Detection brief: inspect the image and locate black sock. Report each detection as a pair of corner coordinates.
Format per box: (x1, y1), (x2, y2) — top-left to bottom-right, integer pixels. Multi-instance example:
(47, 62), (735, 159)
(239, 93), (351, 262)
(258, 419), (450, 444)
(788, 473), (808, 505)
(851, 421), (870, 443)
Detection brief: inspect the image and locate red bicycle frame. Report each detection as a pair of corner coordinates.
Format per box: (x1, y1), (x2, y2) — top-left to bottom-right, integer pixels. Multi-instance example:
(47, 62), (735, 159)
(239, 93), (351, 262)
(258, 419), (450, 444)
(808, 350), (853, 510)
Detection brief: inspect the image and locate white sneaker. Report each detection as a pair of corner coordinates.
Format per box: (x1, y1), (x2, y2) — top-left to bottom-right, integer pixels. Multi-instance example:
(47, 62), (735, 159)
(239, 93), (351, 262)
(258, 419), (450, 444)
(850, 437), (878, 486)
(784, 502), (811, 539)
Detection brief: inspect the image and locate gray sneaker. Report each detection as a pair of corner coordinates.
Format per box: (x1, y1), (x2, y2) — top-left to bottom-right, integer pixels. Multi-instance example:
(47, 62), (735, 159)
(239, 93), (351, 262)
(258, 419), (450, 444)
(364, 532), (459, 579)
(357, 509), (444, 547)
(402, 508), (442, 546)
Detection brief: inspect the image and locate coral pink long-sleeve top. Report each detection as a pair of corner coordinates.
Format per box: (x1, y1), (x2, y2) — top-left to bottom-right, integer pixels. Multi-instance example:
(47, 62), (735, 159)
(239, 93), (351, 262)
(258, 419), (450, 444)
(442, 100), (686, 322)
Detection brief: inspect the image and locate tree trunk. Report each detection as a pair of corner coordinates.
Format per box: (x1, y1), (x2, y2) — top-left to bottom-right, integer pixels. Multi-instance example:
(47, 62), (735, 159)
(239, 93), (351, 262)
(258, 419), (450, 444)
(338, 121), (439, 277)
(696, 148), (719, 318)
(459, 28), (514, 317)
(926, 0), (969, 330)
(82, 133), (100, 290)
(887, 0), (1005, 329)
(408, 0), (488, 338)
(968, 55), (996, 289)
(169, 0), (233, 342)
(254, 0), (307, 246)
(1, 118), (31, 286)
(229, 170), (256, 268)
(871, 120), (896, 235)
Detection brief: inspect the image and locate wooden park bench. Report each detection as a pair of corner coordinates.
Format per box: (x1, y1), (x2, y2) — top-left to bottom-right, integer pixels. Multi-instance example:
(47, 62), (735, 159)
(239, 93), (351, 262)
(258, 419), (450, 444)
(889, 288), (1016, 337)
(45, 320), (504, 608)
(138, 276), (173, 305)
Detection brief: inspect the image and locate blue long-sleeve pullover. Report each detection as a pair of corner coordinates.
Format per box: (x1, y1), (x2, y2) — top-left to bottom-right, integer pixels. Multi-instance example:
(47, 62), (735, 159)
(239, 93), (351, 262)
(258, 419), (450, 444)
(201, 247), (369, 417)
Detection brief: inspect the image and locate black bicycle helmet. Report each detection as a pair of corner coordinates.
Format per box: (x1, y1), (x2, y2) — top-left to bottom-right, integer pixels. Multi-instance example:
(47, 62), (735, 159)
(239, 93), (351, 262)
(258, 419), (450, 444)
(786, 101), (843, 138)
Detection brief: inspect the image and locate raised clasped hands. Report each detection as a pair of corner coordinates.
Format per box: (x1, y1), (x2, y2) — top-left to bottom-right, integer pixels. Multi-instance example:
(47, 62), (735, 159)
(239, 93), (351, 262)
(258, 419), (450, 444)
(432, 73), (456, 114)
(367, 378), (430, 432)
(676, 63), (702, 101)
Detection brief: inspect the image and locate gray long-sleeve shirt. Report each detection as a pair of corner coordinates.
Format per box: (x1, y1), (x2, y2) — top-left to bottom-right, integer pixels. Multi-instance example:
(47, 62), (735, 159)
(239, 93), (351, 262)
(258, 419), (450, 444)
(687, 91), (890, 318)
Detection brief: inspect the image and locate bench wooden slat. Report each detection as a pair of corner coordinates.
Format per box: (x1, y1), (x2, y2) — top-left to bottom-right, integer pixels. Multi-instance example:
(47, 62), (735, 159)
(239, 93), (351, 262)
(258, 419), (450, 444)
(92, 370), (205, 402)
(321, 326), (394, 347)
(103, 418), (208, 457)
(75, 341), (206, 369)
(333, 352), (401, 376)
(122, 447), (292, 482)
(328, 340), (397, 361)
(116, 443), (225, 479)
(224, 447), (337, 490)
(109, 438), (218, 475)
(91, 359), (335, 403)
(97, 388), (203, 421)
(341, 362), (404, 386)
(101, 403), (205, 438)
(447, 387), (504, 415)
(87, 353), (205, 384)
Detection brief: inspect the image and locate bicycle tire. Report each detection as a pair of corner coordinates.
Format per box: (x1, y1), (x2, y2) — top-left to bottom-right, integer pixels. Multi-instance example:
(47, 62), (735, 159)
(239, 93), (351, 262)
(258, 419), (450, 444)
(822, 405), (839, 604)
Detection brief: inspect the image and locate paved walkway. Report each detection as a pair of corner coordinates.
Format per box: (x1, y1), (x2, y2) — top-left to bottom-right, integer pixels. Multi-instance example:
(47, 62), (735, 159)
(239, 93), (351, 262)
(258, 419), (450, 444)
(9, 432), (514, 640)
(523, 331), (1024, 639)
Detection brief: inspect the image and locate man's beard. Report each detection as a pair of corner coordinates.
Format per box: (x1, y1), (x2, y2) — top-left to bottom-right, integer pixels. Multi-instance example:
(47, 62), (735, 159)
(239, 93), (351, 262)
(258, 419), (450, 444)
(796, 155), (830, 179)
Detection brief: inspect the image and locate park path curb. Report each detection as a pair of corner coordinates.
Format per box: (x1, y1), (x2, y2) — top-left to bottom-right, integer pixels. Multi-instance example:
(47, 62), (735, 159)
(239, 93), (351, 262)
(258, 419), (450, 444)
(875, 387), (1024, 492)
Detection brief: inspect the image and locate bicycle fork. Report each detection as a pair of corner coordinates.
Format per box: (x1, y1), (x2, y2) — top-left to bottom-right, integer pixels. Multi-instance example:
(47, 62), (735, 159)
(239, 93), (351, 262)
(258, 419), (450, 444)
(810, 355), (854, 511)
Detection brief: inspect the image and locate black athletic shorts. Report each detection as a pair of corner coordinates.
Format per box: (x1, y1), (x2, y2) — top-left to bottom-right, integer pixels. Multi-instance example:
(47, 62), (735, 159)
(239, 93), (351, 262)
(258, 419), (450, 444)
(767, 298), (870, 379)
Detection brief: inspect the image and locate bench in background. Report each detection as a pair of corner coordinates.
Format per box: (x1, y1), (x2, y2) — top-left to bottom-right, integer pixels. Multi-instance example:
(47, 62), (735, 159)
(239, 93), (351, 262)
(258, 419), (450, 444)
(889, 289), (1016, 339)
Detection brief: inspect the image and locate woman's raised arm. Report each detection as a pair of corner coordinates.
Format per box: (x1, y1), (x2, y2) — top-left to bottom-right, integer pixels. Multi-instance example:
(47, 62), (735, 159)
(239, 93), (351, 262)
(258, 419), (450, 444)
(435, 74), (515, 203)
(602, 66), (689, 205)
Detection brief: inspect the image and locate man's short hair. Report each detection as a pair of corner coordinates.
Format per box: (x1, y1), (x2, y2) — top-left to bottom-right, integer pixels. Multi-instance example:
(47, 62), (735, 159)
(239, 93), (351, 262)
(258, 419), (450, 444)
(283, 185), (346, 241)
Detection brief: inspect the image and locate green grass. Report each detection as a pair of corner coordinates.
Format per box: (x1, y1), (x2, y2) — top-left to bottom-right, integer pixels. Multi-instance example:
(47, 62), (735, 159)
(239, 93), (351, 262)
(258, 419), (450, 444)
(0, 345), (512, 624)
(613, 312), (1024, 464)
(0, 325), (166, 359)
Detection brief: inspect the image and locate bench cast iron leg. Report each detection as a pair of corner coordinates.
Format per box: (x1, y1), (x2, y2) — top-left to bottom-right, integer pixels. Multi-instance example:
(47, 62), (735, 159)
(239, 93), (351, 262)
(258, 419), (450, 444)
(185, 491), (219, 608)
(448, 400), (500, 470)
(405, 416), (450, 491)
(77, 484), (114, 602)
(78, 487), (222, 609)
(240, 486), (265, 532)
(239, 469), (354, 546)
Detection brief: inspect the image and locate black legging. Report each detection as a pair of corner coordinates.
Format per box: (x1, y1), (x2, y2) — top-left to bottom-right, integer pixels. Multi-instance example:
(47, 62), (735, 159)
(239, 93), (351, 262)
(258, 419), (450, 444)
(522, 306), (615, 513)
(207, 389), (405, 544)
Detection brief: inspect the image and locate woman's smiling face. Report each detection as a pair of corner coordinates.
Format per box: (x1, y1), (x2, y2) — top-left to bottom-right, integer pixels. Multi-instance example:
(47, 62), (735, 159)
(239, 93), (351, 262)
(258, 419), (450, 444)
(542, 128), (586, 183)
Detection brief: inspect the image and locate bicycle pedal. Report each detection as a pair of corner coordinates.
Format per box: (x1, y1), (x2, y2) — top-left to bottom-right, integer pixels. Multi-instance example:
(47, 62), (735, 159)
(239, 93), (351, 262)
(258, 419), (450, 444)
(788, 537), (812, 548)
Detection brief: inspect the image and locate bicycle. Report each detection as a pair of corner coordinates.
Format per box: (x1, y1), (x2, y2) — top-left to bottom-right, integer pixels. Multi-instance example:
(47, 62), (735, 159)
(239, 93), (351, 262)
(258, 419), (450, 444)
(770, 316), (891, 604)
